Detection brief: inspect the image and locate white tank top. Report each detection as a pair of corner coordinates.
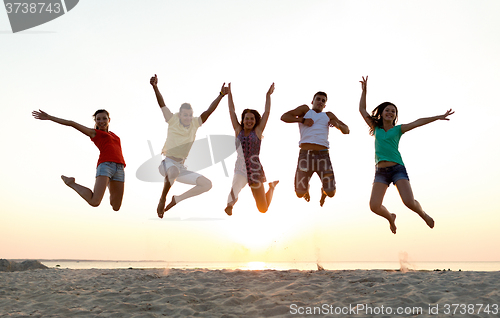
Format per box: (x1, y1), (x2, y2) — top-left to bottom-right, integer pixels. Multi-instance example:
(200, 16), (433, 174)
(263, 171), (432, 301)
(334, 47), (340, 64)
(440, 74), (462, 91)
(298, 109), (330, 148)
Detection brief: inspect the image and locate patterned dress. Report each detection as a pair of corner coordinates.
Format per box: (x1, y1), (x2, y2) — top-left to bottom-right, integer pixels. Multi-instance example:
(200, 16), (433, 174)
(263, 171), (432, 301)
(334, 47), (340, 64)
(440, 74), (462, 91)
(236, 130), (266, 186)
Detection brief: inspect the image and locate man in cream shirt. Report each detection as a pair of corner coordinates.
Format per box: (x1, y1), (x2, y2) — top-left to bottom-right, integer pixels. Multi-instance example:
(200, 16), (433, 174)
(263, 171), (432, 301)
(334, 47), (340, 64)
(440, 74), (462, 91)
(150, 74), (229, 218)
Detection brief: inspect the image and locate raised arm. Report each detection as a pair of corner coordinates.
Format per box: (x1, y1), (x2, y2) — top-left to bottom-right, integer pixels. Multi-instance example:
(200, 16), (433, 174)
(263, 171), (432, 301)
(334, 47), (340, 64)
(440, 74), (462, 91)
(359, 76), (373, 128)
(401, 109), (455, 133)
(200, 83), (229, 123)
(227, 83), (241, 135)
(280, 104), (312, 126)
(32, 110), (95, 138)
(326, 112), (350, 134)
(255, 83), (275, 137)
(150, 74), (173, 122)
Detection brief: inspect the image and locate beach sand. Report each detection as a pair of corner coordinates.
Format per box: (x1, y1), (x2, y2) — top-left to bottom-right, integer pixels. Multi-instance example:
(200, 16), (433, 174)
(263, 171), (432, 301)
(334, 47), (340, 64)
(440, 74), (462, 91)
(1, 268), (499, 317)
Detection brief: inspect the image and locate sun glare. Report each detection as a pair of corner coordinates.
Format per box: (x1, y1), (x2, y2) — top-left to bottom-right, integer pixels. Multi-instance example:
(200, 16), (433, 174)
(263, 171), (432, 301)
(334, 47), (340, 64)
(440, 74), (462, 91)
(223, 211), (291, 251)
(244, 261), (267, 270)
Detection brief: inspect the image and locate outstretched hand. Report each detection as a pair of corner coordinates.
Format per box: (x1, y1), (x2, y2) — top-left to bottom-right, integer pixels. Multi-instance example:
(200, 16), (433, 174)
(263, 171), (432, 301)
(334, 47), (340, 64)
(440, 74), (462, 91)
(267, 82), (275, 96)
(32, 109), (50, 120)
(150, 74), (158, 87)
(220, 82), (229, 96)
(440, 109), (455, 120)
(360, 75), (368, 91)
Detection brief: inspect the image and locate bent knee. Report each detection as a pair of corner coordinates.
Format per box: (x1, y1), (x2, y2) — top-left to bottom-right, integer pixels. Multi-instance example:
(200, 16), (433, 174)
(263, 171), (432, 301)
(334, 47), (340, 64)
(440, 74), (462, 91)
(167, 166), (180, 178)
(325, 189), (336, 198)
(257, 204), (268, 213)
(403, 200), (417, 210)
(295, 191), (306, 198)
(197, 177), (212, 191)
(89, 201), (101, 208)
(369, 202), (380, 212)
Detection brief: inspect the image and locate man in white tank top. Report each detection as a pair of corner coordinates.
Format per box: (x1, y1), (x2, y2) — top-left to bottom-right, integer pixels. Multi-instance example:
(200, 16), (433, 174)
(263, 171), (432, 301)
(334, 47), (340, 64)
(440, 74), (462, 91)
(281, 91), (349, 206)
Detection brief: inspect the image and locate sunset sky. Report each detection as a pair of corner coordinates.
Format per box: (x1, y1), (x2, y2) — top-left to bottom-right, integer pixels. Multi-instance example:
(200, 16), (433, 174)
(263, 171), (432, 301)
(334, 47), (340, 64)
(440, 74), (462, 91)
(1, 0), (499, 264)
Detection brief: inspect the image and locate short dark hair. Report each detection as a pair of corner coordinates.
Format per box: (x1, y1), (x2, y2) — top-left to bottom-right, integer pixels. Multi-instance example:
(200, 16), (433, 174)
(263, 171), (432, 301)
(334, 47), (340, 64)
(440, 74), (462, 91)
(179, 103), (192, 112)
(313, 91), (327, 100)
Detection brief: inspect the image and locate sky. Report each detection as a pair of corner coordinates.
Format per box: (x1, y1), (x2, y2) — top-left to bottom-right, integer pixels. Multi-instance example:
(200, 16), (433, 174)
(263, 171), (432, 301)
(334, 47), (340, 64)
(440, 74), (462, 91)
(1, 0), (499, 264)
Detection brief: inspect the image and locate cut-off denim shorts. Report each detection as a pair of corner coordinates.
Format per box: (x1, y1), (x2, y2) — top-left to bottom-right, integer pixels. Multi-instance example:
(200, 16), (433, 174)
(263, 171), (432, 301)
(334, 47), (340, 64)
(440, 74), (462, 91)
(374, 163), (409, 186)
(96, 162), (125, 182)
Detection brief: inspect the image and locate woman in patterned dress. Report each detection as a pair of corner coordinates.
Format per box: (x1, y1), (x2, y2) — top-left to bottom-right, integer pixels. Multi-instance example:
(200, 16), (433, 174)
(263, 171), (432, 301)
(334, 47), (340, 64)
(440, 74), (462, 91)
(224, 83), (279, 215)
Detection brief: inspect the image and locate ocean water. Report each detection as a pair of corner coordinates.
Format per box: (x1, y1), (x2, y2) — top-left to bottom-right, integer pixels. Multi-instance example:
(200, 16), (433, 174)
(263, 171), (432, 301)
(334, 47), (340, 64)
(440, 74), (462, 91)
(29, 260), (500, 271)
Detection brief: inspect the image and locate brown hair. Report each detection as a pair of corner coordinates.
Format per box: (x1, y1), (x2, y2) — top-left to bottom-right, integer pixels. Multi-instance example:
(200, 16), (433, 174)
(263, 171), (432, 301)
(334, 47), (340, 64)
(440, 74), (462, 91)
(369, 102), (398, 136)
(93, 109), (110, 130)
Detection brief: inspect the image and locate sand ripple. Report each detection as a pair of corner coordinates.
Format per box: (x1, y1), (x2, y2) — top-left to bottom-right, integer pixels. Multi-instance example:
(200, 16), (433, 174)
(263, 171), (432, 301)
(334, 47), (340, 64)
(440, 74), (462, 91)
(0, 269), (499, 317)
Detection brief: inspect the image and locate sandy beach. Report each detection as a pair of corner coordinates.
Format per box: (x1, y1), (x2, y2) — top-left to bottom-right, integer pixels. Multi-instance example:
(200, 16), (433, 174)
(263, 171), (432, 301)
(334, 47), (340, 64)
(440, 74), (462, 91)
(1, 268), (499, 317)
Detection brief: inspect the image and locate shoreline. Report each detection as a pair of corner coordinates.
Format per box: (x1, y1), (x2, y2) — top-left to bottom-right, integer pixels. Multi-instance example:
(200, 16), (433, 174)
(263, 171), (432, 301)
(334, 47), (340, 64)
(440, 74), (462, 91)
(12, 259), (500, 272)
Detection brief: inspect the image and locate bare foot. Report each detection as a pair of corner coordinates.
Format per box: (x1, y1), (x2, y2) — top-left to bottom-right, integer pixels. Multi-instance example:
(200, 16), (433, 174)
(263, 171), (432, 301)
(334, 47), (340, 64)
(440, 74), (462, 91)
(421, 212), (434, 229)
(303, 191), (310, 202)
(61, 175), (75, 186)
(224, 205), (233, 216)
(320, 188), (327, 207)
(157, 199), (166, 219)
(389, 213), (397, 234)
(165, 196), (177, 212)
(269, 180), (279, 189)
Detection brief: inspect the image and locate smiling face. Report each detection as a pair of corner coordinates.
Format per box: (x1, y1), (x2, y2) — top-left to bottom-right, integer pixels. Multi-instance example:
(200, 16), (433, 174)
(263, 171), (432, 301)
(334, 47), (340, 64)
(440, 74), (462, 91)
(243, 112), (256, 130)
(94, 111), (110, 131)
(179, 108), (193, 127)
(382, 104), (398, 122)
(311, 93), (327, 112)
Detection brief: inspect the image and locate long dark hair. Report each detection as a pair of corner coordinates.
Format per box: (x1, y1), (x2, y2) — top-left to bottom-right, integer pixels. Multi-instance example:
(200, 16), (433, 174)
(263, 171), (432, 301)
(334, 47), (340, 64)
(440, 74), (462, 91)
(93, 109), (110, 130)
(369, 102), (398, 136)
(239, 109), (261, 131)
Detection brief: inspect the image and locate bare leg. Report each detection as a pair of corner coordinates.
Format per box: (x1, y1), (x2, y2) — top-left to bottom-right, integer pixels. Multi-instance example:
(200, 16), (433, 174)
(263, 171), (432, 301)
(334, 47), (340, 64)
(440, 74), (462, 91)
(395, 179), (434, 229)
(251, 184), (268, 213)
(158, 166), (179, 218)
(266, 181), (279, 207)
(108, 180), (124, 211)
(369, 182), (397, 234)
(61, 175), (108, 208)
(225, 196), (237, 216)
(165, 176), (212, 212)
(250, 180), (279, 213)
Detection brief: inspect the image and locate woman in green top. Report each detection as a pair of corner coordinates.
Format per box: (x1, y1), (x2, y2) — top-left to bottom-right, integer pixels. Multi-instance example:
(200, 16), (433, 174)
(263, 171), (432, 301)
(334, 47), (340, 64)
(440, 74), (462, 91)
(359, 76), (454, 234)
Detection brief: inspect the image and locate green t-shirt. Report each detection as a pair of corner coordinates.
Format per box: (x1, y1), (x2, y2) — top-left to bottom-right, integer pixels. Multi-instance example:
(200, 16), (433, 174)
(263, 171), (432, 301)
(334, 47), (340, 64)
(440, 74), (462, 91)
(374, 125), (404, 166)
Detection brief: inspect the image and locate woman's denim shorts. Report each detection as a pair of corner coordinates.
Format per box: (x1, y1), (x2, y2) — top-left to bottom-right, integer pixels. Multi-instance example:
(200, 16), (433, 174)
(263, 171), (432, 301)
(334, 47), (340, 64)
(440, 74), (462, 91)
(96, 162), (125, 182)
(374, 164), (409, 185)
